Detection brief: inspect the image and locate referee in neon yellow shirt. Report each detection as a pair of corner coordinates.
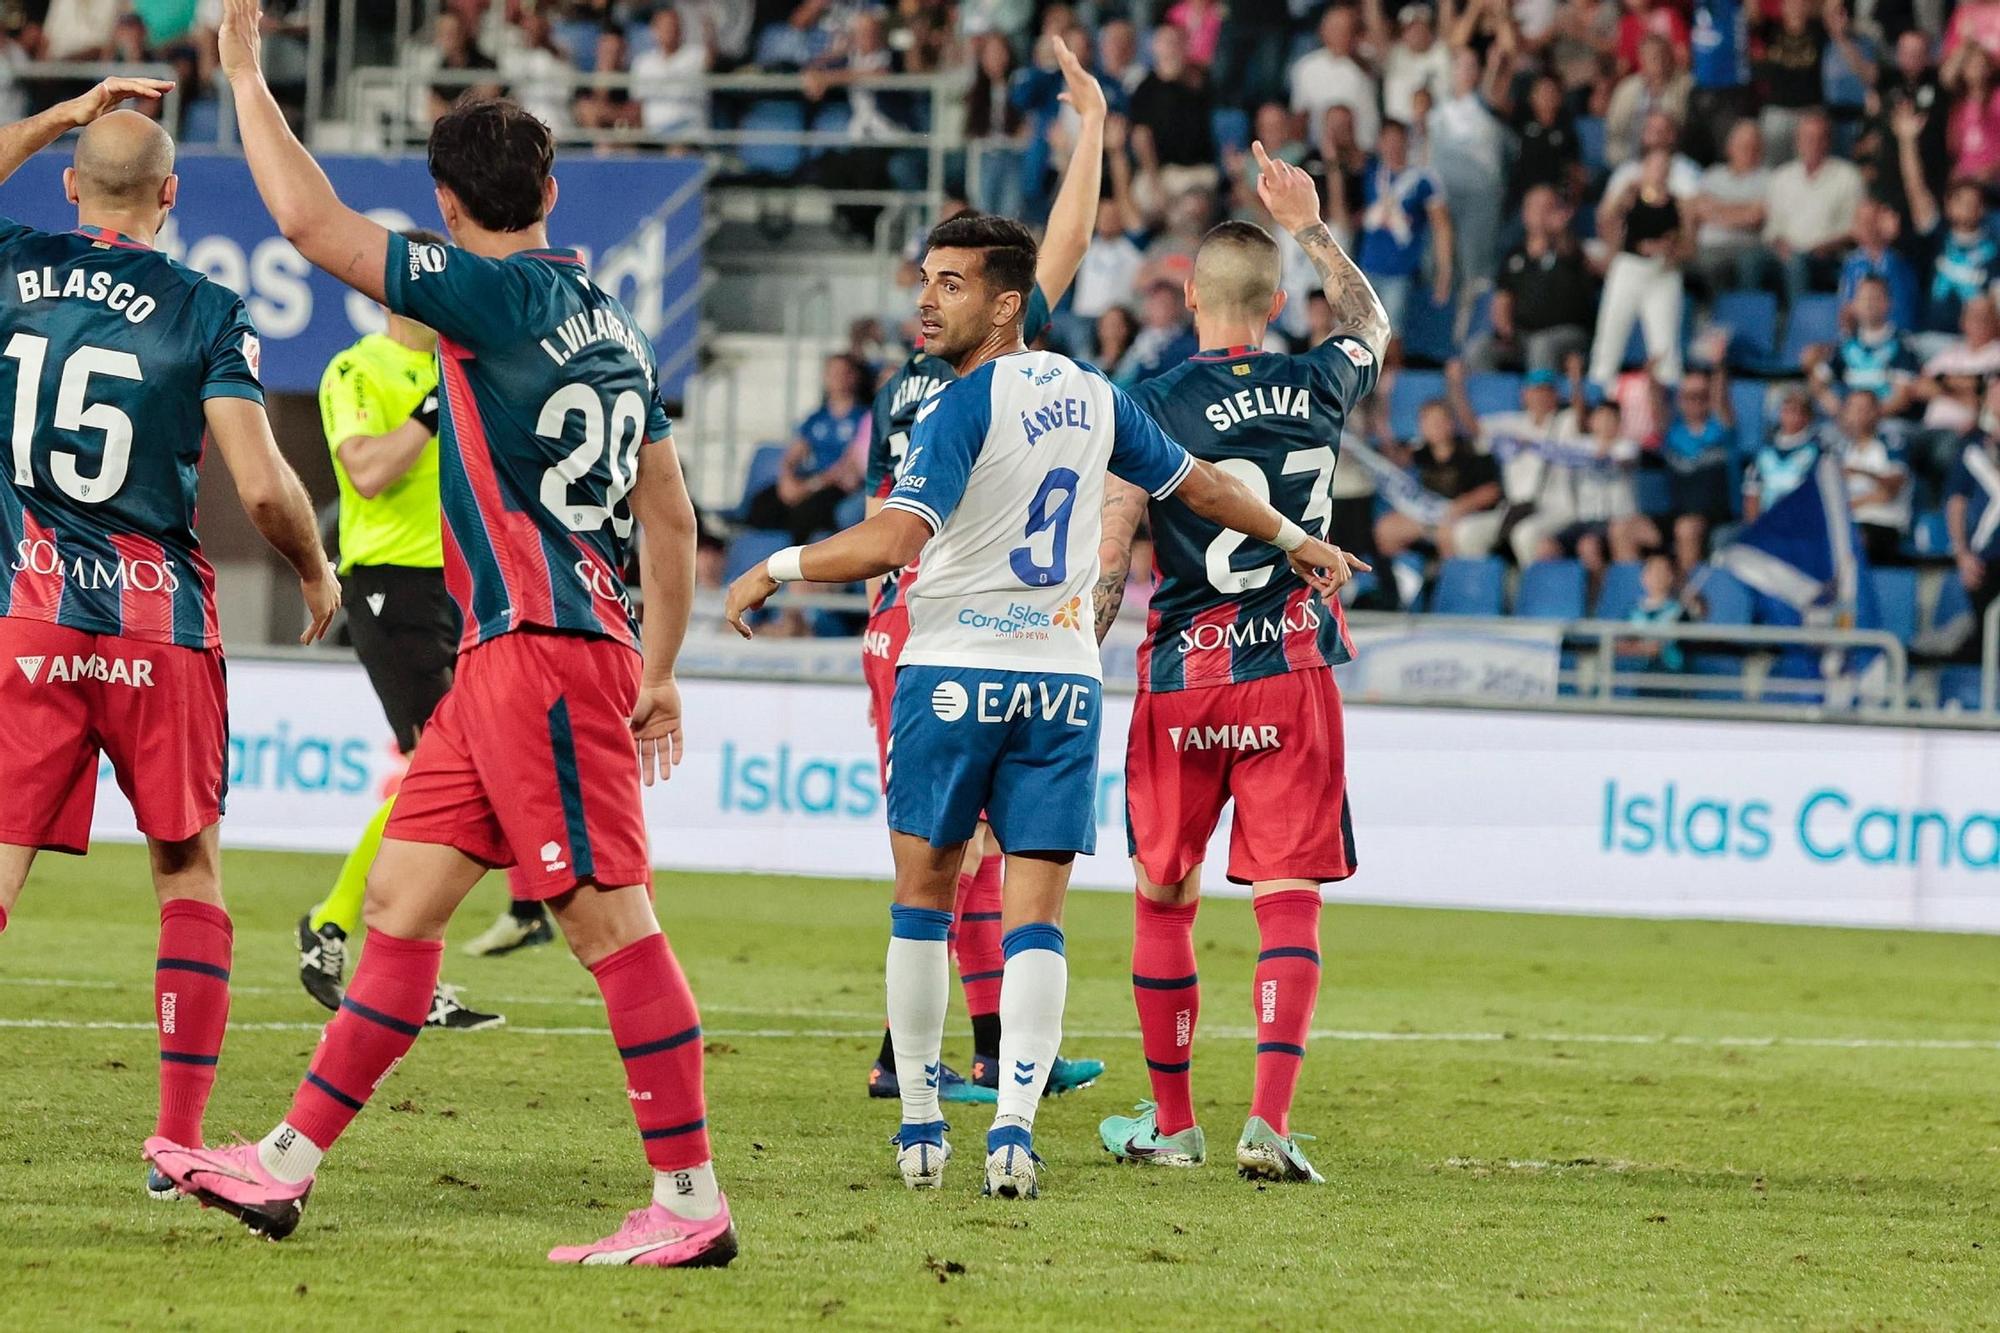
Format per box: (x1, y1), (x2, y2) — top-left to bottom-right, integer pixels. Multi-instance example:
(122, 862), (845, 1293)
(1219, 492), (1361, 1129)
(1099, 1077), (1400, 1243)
(294, 230), (550, 1029)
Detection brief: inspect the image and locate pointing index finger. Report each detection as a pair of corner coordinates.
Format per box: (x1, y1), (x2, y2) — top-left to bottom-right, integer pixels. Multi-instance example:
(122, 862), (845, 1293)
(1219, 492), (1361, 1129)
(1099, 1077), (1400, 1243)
(1251, 139), (1273, 172)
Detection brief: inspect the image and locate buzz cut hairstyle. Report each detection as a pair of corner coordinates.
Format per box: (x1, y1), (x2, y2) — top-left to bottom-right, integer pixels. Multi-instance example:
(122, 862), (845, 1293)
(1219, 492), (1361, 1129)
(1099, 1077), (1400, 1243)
(1193, 220), (1282, 316)
(925, 213), (1038, 302)
(426, 97), (556, 234)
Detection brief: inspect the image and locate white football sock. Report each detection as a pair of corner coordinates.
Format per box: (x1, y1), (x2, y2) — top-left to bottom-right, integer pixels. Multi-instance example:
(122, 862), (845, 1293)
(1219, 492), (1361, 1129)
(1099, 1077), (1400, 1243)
(653, 1161), (722, 1220)
(993, 924), (1067, 1134)
(257, 1121), (322, 1184)
(886, 905), (953, 1127)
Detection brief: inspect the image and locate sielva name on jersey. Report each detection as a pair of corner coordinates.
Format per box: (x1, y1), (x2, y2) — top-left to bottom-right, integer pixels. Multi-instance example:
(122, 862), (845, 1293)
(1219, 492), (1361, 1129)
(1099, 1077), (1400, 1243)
(1177, 598), (1322, 654)
(14, 266), (158, 323)
(1203, 384), (1314, 433)
(12, 539), (181, 593)
(1168, 724), (1282, 752)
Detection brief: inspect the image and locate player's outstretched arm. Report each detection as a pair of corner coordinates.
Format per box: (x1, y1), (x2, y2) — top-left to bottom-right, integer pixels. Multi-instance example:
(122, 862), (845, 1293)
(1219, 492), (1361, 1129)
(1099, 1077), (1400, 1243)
(219, 0), (388, 302)
(0, 77), (174, 187)
(723, 510), (931, 639)
(628, 436), (699, 785)
(1094, 475), (1147, 643)
(1174, 458), (1370, 597)
(204, 397), (341, 643)
(1033, 37), (1108, 307)
(1252, 141), (1391, 359)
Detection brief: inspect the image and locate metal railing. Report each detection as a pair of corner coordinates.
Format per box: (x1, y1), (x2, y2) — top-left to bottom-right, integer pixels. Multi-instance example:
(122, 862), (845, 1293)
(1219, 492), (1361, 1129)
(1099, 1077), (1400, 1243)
(1984, 598), (2000, 713)
(342, 66), (957, 215)
(19, 61), (182, 130)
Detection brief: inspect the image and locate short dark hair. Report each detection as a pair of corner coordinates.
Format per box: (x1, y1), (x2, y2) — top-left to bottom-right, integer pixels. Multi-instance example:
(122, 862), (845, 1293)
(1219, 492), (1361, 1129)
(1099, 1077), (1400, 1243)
(399, 227), (448, 248)
(427, 98), (555, 234)
(925, 212), (1037, 301)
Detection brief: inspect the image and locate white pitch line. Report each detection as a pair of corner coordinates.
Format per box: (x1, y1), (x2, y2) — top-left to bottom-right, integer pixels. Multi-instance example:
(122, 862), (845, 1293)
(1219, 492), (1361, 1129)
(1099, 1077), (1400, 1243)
(4, 1015), (2000, 1051)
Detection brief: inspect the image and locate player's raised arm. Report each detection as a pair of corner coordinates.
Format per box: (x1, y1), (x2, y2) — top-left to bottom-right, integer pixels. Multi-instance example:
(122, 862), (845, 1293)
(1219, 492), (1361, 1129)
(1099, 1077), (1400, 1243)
(219, 0), (388, 302)
(627, 434), (699, 784)
(1033, 37), (1108, 307)
(1253, 140), (1391, 359)
(204, 397), (342, 643)
(1094, 475), (1147, 643)
(0, 76), (174, 186)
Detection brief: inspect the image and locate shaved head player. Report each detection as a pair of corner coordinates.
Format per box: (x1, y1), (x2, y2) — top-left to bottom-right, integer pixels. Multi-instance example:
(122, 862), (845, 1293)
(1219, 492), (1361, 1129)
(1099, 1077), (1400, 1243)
(0, 79), (341, 1199)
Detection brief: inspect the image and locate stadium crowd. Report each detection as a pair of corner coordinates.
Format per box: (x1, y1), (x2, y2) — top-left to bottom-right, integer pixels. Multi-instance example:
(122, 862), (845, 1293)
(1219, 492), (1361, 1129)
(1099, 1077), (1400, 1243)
(11, 0), (1999, 672)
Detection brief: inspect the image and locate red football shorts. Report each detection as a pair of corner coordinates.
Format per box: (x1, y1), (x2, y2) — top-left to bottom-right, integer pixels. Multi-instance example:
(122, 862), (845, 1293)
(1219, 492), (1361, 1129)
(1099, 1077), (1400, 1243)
(0, 619), (226, 853)
(386, 630), (651, 898)
(1125, 666), (1356, 887)
(861, 602), (909, 790)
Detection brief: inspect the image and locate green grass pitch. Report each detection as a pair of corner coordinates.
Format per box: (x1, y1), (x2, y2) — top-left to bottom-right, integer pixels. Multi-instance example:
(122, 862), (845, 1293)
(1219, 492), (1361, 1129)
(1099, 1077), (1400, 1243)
(2, 843), (1998, 1330)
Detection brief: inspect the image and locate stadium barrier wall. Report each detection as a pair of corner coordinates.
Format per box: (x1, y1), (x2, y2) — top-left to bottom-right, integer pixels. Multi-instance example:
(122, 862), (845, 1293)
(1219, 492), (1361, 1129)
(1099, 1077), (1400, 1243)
(83, 658), (2000, 932)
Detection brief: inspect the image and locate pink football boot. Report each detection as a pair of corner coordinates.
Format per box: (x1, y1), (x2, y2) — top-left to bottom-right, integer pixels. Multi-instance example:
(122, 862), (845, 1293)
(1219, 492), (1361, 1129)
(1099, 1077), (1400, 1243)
(547, 1196), (738, 1268)
(143, 1137), (312, 1240)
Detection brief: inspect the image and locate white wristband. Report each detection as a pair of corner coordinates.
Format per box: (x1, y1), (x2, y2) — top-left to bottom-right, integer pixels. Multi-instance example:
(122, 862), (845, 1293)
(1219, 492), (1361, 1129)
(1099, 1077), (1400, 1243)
(767, 545), (806, 583)
(1271, 518), (1309, 554)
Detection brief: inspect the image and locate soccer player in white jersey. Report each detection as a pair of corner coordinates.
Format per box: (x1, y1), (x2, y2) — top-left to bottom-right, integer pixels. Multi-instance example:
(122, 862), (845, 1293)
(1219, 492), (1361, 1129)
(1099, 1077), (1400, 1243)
(725, 213), (1368, 1199)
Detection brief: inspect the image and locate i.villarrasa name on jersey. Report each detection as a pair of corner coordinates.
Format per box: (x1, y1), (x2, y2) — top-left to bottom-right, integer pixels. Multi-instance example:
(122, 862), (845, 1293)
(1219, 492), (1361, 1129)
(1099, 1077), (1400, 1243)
(538, 305), (653, 380)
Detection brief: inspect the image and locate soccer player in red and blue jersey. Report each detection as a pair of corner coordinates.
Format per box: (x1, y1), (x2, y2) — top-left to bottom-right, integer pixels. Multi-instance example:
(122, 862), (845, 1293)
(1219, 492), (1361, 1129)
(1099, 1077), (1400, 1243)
(1094, 144), (1387, 1184)
(146, 0), (733, 1268)
(858, 36), (1105, 1105)
(0, 79), (342, 1200)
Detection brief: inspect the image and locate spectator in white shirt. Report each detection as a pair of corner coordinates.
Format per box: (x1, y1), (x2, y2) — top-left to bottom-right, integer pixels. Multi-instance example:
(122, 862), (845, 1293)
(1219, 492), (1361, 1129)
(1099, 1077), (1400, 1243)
(1825, 388), (1911, 564)
(1605, 35), (1690, 167)
(1914, 295), (2000, 433)
(1747, 109), (1864, 308)
(1367, 0), (1452, 125)
(1290, 5), (1380, 151)
(1688, 118), (1768, 295)
(633, 4), (711, 138)
(500, 6), (573, 135)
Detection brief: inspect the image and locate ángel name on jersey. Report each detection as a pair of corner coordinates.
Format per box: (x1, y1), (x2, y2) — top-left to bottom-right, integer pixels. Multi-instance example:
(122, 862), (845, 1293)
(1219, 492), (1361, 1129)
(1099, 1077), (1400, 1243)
(1018, 396), (1092, 448)
(1203, 385), (1313, 432)
(14, 266), (159, 323)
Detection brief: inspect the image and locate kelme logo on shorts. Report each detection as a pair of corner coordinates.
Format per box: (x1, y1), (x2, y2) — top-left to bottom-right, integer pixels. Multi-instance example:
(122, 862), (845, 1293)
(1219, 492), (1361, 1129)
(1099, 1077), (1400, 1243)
(930, 680), (969, 722)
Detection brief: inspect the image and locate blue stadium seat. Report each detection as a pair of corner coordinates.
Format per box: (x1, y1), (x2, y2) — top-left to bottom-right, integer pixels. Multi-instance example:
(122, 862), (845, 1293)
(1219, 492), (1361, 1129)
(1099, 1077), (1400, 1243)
(833, 489), (867, 530)
(724, 529), (791, 582)
(1869, 567), (1919, 645)
(1516, 559), (1586, 619)
(181, 98), (221, 145)
(1699, 567), (1755, 624)
(810, 101), (852, 143)
(1465, 372), (1522, 419)
(1712, 290), (1779, 370)
(1388, 369), (1445, 440)
(1593, 561), (1646, 620)
(1210, 107), (1250, 155)
(1400, 289), (1455, 364)
(1938, 665), (1986, 709)
(1729, 378), (1765, 458)
(1906, 508), (1950, 559)
(731, 443), (786, 520)
(1634, 469), (1673, 516)
(558, 18), (601, 69)
(1430, 556), (1505, 616)
(1933, 571), (1973, 634)
(739, 99), (808, 177)
(1575, 116), (1607, 174)
(1779, 294), (1841, 370)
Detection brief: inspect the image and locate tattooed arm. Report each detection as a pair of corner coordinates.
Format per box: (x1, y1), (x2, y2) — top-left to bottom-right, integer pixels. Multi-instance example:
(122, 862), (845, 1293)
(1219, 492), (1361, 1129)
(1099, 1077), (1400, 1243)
(1095, 475), (1149, 644)
(1251, 140), (1392, 358)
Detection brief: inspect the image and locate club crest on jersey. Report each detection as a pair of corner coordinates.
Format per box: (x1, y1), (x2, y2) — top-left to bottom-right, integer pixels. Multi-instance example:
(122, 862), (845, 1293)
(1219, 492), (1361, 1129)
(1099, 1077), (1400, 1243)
(1018, 396), (1091, 448)
(1167, 724), (1281, 752)
(1204, 385), (1313, 432)
(1338, 339), (1375, 368)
